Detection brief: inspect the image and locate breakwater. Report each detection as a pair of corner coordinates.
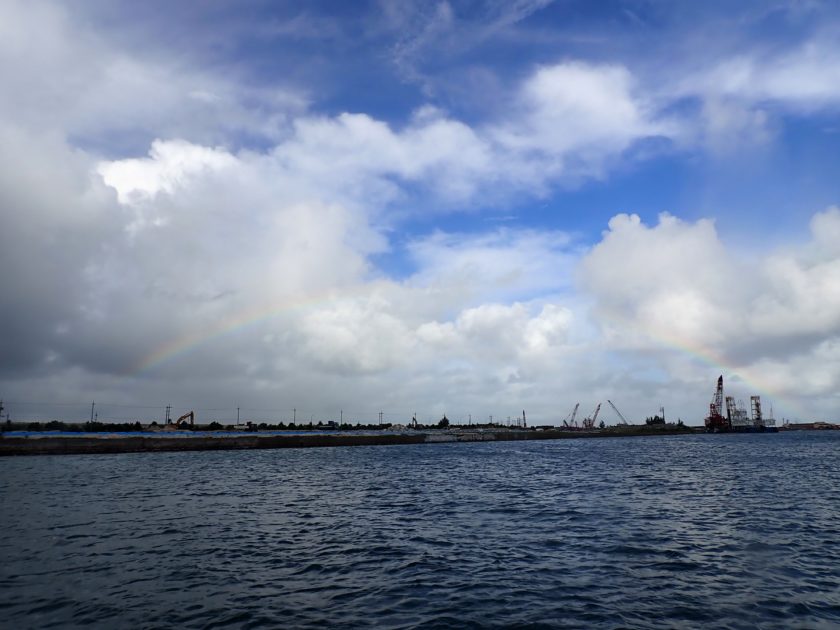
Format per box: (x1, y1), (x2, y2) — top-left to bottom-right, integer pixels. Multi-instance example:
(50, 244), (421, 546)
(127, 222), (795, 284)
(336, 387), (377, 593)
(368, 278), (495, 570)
(0, 426), (697, 456)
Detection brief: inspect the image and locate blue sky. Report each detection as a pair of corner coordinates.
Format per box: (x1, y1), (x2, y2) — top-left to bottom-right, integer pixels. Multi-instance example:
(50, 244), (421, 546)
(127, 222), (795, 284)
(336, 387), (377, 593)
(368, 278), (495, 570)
(1, 0), (840, 424)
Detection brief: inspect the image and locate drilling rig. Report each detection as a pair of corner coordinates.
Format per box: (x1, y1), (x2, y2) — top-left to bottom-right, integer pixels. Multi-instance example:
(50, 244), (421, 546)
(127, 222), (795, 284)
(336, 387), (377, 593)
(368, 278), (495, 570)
(704, 375), (777, 433)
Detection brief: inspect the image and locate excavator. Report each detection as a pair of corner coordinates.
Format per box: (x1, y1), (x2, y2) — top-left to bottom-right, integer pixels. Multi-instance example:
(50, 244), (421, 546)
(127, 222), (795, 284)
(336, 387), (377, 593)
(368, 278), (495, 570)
(174, 411), (194, 428)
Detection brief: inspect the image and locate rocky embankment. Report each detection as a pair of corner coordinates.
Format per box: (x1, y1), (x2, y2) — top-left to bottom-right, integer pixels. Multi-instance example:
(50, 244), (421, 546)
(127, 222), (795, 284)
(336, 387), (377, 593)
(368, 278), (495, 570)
(0, 425), (698, 456)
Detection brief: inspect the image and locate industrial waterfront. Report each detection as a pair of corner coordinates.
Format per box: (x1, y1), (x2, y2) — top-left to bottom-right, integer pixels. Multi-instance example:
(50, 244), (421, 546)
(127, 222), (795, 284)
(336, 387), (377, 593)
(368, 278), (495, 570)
(4, 374), (838, 456)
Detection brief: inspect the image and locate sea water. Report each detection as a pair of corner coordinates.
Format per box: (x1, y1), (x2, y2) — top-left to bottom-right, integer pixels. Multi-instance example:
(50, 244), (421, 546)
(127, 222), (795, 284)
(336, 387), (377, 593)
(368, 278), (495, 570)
(1, 431), (839, 628)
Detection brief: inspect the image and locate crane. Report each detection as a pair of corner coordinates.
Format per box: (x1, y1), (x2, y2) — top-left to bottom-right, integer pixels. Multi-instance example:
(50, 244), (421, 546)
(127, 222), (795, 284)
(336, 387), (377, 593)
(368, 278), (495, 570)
(562, 403), (579, 429)
(705, 375), (728, 431)
(607, 400), (629, 425)
(582, 403), (601, 429)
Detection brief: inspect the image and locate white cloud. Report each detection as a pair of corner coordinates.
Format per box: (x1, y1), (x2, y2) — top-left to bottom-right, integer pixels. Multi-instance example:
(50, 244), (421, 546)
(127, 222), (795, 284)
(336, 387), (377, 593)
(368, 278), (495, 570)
(674, 37), (840, 150)
(580, 212), (742, 350)
(495, 63), (665, 157)
(406, 228), (575, 302)
(94, 56), (674, 224)
(578, 209), (840, 417)
(3, 0), (840, 426)
(693, 42), (840, 110)
(417, 302), (572, 359)
(98, 140), (238, 204)
(299, 295), (416, 375)
(749, 207), (840, 339)
(0, 0), (305, 149)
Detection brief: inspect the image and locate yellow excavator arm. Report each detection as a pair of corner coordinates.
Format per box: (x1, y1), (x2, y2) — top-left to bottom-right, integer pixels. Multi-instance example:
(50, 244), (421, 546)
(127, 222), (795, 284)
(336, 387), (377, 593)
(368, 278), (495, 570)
(176, 411), (194, 426)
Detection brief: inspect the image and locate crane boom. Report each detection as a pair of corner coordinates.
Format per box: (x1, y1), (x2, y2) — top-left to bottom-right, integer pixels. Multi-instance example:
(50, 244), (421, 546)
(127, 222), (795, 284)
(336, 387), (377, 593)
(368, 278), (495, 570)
(582, 403), (601, 429)
(607, 400), (628, 425)
(562, 403), (579, 429)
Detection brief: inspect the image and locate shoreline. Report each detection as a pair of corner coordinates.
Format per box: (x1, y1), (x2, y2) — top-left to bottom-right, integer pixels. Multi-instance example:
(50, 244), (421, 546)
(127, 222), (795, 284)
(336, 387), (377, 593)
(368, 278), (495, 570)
(0, 426), (700, 456)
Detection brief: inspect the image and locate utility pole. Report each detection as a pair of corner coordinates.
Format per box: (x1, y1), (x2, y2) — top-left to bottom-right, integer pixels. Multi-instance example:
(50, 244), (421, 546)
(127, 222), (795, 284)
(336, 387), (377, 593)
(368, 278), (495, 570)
(379, 411), (383, 425)
(469, 413), (471, 425)
(165, 405), (171, 424)
(340, 409), (343, 424)
(293, 408), (296, 423)
(489, 415), (493, 425)
(237, 407), (240, 424)
(90, 401), (95, 423)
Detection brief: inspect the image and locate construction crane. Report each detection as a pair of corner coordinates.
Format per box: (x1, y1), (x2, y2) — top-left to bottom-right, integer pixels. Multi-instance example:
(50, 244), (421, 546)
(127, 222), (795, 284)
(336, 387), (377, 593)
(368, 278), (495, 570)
(582, 403), (601, 429)
(562, 403), (579, 428)
(607, 400), (629, 425)
(705, 375), (729, 431)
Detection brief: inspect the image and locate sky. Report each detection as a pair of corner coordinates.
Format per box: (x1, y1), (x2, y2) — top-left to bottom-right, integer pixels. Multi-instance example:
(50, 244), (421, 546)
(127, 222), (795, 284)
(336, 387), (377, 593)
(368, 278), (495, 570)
(2, 0), (840, 426)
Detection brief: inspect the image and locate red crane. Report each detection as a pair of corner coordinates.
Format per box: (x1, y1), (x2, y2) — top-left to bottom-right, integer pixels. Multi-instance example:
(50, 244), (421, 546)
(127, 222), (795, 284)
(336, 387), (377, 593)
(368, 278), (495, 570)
(582, 403), (601, 429)
(704, 376), (729, 431)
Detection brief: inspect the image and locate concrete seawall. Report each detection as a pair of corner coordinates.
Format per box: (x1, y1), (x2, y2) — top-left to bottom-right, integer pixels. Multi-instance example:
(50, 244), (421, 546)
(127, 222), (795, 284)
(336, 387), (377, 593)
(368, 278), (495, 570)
(0, 427), (698, 456)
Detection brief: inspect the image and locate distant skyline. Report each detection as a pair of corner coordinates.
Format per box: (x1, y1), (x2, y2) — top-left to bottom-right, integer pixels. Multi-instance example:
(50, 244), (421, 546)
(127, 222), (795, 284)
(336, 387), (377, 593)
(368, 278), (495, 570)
(2, 0), (839, 424)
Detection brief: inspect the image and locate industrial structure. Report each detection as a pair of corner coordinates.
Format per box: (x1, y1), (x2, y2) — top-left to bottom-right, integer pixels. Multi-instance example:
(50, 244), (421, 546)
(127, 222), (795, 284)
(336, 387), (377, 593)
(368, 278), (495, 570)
(705, 376), (777, 432)
(582, 404), (601, 429)
(607, 400), (629, 426)
(562, 403), (580, 429)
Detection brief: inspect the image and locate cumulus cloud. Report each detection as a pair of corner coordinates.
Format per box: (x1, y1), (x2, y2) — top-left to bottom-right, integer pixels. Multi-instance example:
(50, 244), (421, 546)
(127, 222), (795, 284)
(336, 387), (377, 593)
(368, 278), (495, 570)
(253, 59), (672, 207)
(579, 209), (840, 411)
(3, 0), (840, 425)
(749, 208), (840, 340)
(0, 124), (123, 375)
(494, 63), (670, 168)
(98, 140), (238, 205)
(0, 0), (304, 151)
(581, 213), (742, 350)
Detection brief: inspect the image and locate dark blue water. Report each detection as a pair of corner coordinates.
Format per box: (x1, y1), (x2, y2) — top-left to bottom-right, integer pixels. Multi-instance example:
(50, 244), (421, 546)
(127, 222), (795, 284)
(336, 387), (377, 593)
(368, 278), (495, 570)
(1, 432), (839, 629)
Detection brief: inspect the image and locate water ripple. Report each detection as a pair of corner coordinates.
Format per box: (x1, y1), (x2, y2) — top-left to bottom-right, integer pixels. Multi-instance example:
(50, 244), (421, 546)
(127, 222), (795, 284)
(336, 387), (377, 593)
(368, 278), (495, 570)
(1, 432), (840, 628)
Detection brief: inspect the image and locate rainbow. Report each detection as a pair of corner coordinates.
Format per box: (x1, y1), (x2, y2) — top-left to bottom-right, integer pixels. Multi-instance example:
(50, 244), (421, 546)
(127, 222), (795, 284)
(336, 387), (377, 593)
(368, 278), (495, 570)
(647, 328), (807, 421)
(134, 294), (809, 421)
(131, 286), (359, 374)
